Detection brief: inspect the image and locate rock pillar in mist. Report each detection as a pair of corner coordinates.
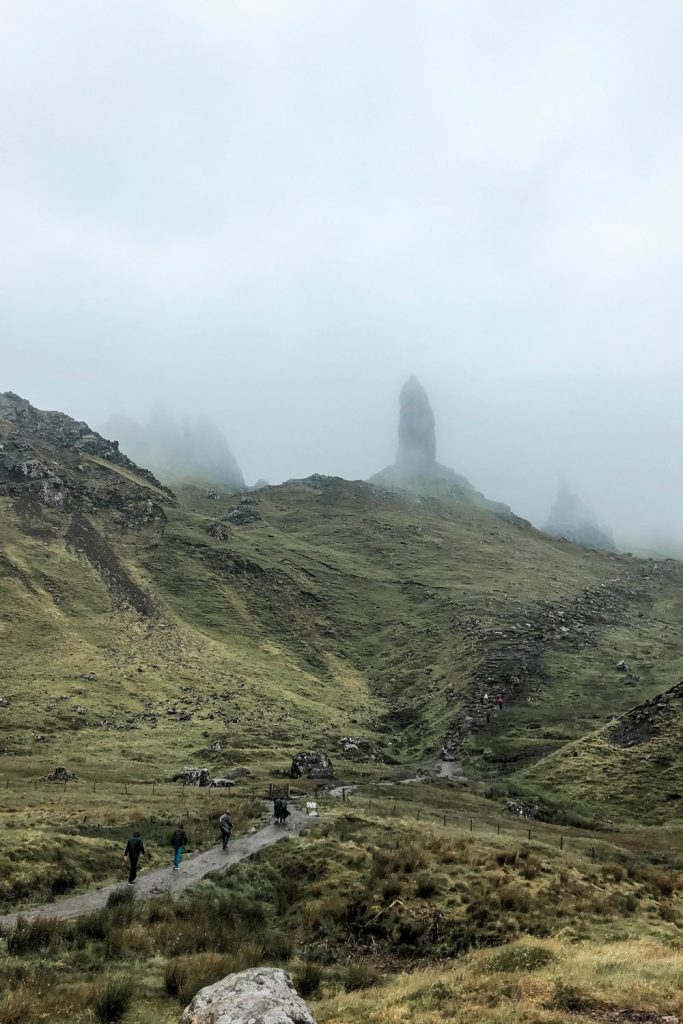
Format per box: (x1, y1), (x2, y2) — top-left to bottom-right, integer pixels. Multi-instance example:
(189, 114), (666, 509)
(397, 376), (436, 469)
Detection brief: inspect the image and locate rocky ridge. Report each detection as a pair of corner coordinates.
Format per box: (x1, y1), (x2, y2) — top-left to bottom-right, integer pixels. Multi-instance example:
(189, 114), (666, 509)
(0, 392), (174, 524)
(608, 679), (683, 748)
(441, 565), (666, 760)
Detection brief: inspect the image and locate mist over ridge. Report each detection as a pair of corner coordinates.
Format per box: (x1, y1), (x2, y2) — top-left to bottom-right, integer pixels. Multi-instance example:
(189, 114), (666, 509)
(2, 1), (683, 551)
(101, 410), (244, 491)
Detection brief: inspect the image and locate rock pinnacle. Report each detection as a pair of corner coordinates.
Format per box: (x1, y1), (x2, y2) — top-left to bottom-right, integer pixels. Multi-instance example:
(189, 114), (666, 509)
(397, 376), (436, 468)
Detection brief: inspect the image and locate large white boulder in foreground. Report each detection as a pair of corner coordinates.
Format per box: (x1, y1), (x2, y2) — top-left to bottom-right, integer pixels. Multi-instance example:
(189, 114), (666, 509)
(179, 967), (317, 1024)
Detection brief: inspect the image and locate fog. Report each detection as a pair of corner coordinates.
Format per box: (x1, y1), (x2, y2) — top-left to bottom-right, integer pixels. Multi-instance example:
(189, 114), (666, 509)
(2, 1), (682, 550)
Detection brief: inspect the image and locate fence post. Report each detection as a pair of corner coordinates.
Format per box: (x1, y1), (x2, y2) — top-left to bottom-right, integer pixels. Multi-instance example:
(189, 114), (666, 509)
(528, 828), (532, 841)
(342, 788), (346, 802)
(497, 824), (500, 835)
(152, 783), (155, 795)
(560, 836), (564, 851)
(443, 814), (446, 826)
(417, 808), (420, 820)
(470, 818), (473, 832)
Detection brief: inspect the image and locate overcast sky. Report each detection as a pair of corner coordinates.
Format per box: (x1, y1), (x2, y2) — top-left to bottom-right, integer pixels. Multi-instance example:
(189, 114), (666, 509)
(2, 1), (683, 547)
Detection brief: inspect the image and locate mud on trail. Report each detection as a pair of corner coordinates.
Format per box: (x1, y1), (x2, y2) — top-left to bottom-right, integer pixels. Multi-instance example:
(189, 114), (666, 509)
(0, 810), (309, 930)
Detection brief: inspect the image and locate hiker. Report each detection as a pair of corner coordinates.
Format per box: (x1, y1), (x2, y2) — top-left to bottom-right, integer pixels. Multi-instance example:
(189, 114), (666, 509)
(274, 796), (289, 825)
(219, 810), (233, 850)
(123, 830), (145, 885)
(497, 693), (504, 711)
(171, 821), (187, 871)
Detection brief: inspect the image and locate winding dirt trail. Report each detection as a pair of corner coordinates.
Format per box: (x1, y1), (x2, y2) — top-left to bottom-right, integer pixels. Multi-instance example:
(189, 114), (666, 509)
(0, 810), (309, 930)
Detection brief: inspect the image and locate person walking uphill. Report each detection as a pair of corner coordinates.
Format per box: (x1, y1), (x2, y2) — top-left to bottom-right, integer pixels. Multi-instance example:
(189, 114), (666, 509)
(123, 830), (145, 885)
(171, 822), (187, 871)
(219, 811), (233, 850)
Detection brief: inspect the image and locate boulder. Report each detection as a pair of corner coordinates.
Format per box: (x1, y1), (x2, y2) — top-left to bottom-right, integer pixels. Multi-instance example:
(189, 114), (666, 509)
(224, 505), (261, 526)
(206, 521), (230, 542)
(290, 751), (334, 779)
(504, 799), (548, 821)
(616, 659), (628, 672)
(175, 766), (213, 787)
(45, 766), (77, 782)
(179, 967), (317, 1024)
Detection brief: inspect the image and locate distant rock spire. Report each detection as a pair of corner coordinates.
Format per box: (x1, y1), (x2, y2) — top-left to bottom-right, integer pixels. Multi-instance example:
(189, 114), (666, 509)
(397, 376), (436, 468)
(545, 482), (616, 552)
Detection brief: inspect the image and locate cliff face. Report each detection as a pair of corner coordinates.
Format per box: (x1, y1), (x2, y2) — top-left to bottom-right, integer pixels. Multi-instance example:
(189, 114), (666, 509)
(0, 391), (174, 521)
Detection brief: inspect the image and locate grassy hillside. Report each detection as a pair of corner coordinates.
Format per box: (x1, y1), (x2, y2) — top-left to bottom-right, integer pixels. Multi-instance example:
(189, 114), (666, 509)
(2, 452), (683, 826)
(2, 396), (683, 1023)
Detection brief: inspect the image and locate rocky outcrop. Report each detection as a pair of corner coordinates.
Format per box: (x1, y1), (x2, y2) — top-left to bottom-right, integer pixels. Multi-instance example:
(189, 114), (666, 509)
(101, 411), (244, 491)
(338, 735), (375, 760)
(0, 392), (174, 520)
(44, 766), (77, 782)
(608, 680), (683, 748)
(179, 967), (317, 1024)
(174, 767), (238, 788)
(206, 521), (230, 541)
(0, 393), (168, 490)
(397, 375), (436, 469)
(175, 766), (213, 787)
(370, 378), (515, 520)
(290, 751), (334, 779)
(224, 499), (261, 525)
(441, 573), (654, 761)
(544, 483), (616, 552)
(505, 799), (549, 821)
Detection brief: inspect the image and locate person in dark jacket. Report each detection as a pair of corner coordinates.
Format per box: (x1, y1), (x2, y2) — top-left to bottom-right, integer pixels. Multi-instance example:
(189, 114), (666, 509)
(219, 811), (233, 850)
(123, 830), (145, 884)
(171, 822), (187, 870)
(274, 796), (289, 825)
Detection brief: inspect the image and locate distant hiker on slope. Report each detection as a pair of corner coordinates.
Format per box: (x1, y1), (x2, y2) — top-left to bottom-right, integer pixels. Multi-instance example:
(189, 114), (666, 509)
(123, 830), (145, 885)
(497, 693), (504, 711)
(219, 811), (233, 850)
(171, 822), (187, 871)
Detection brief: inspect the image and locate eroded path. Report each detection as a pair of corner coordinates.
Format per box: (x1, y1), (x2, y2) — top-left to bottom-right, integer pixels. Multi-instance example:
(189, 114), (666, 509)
(0, 810), (308, 930)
